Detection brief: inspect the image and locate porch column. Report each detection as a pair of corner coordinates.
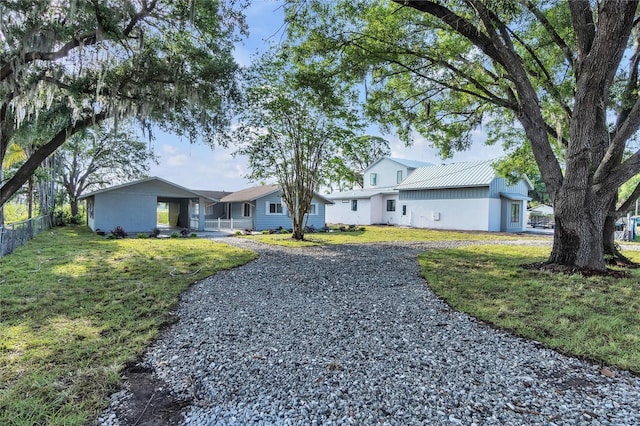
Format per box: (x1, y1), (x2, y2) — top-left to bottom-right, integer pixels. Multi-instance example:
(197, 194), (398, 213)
(198, 197), (206, 231)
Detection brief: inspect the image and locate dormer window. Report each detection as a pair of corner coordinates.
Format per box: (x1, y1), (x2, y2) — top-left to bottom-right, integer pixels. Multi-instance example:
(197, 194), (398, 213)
(397, 170), (403, 184)
(370, 173), (377, 186)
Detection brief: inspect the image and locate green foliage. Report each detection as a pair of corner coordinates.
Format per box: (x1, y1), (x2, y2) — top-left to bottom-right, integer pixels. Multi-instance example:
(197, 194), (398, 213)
(53, 205), (84, 226)
(1, 202), (29, 224)
(419, 245), (640, 372)
(137, 233), (149, 239)
(1, 0), (246, 206)
(232, 49), (361, 240)
(57, 121), (158, 214)
(170, 232), (180, 238)
(0, 226), (256, 425)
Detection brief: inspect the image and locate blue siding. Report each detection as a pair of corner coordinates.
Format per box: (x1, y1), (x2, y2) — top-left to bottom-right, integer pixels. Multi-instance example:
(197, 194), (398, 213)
(242, 193), (328, 231)
(489, 178), (531, 198)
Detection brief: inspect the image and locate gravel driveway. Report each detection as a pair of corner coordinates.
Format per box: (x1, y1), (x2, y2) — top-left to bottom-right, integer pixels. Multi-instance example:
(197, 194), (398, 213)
(98, 238), (640, 425)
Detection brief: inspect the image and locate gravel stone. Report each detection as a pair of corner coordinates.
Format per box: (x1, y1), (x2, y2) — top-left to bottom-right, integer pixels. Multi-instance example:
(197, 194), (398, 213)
(98, 238), (640, 425)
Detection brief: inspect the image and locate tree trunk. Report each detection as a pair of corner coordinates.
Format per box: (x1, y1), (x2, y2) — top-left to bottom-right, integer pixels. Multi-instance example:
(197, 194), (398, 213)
(70, 198), (79, 217)
(548, 191), (611, 271)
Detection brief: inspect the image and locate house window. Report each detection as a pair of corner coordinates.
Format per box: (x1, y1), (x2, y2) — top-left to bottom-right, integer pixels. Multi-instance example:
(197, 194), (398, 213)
(402, 205), (407, 216)
(370, 173), (377, 186)
(397, 170), (403, 184)
(511, 203), (520, 223)
(308, 203), (318, 215)
(267, 202), (283, 215)
(386, 199), (396, 212)
(243, 203), (251, 217)
(351, 200), (358, 211)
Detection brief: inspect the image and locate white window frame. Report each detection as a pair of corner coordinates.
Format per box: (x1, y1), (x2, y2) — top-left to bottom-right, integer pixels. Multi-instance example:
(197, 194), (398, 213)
(370, 173), (377, 186)
(308, 203), (318, 215)
(397, 170), (403, 184)
(266, 201), (284, 215)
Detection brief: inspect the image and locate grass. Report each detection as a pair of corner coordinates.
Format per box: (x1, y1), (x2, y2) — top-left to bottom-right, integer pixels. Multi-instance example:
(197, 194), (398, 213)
(0, 226), (256, 426)
(419, 245), (640, 373)
(245, 225), (541, 246)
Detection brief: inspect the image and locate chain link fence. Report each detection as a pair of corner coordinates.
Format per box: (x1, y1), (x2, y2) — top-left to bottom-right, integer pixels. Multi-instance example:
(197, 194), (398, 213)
(0, 215), (53, 257)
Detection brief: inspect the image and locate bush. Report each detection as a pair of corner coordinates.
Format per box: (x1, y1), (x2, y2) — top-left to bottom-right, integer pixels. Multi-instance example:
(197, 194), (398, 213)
(149, 227), (161, 238)
(235, 230), (242, 236)
(190, 233), (197, 238)
(111, 226), (128, 239)
(262, 230), (269, 234)
(170, 232), (180, 238)
(53, 207), (84, 226)
(180, 228), (190, 237)
(137, 233), (148, 239)
(280, 229), (290, 234)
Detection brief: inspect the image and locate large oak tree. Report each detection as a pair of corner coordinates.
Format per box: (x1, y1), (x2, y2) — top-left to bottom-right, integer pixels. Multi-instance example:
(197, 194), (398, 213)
(287, 0), (640, 271)
(0, 0), (243, 207)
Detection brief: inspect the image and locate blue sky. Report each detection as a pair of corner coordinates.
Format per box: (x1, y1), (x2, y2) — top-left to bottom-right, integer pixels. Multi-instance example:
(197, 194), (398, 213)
(148, 1), (505, 192)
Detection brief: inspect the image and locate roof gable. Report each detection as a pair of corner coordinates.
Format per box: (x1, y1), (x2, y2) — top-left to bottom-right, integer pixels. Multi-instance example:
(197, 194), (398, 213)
(395, 160), (497, 190)
(363, 157), (433, 173)
(78, 176), (219, 201)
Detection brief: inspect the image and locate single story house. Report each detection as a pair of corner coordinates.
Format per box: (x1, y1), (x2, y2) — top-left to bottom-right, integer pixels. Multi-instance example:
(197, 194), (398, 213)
(326, 157), (433, 225)
(396, 160), (533, 232)
(218, 184), (333, 231)
(79, 177), (220, 233)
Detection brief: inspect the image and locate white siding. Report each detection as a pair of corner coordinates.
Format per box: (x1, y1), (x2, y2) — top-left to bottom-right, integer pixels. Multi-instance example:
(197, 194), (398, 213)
(364, 159), (412, 189)
(325, 198), (373, 225)
(403, 198), (492, 231)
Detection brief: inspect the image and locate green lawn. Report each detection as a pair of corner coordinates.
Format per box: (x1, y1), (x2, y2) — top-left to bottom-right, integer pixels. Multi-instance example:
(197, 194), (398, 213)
(419, 245), (640, 373)
(0, 226), (257, 426)
(245, 225), (540, 246)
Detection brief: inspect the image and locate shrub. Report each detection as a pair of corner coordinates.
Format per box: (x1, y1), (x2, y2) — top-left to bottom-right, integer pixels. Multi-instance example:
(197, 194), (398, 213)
(358, 227), (366, 231)
(180, 228), (190, 237)
(170, 232), (180, 238)
(190, 233), (197, 238)
(235, 230), (242, 236)
(111, 226), (128, 239)
(137, 233), (149, 239)
(149, 227), (161, 238)
(53, 207), (84, 226)
(280, 229), (290, 234)
(262, 230), (269, 234)
(106, 234), (116, 240)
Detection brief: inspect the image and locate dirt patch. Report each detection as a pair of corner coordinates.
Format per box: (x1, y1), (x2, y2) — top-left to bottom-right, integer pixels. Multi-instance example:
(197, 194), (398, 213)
(114, 365), (190, 426)
(522, 262), (631, 278)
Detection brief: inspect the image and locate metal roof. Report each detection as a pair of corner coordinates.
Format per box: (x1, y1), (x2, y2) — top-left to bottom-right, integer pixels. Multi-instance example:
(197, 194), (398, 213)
(388, 157), (434, 169)
(363, 157), (433, 173)
(395, 160), (497, 190)
(326, 186), (398, 200)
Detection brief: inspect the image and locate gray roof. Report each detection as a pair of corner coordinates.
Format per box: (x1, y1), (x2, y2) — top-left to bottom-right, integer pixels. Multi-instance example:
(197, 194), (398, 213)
(78, 176), (219, 201)
(220, 184), (334, 204)
(388, 157), (434, 169)
(326, 186), (398, 200)
(363, 157), (433, 173)
(194, 190), (234, 201)
(395, 160), (497, 190)
(219, 184), (281, 202)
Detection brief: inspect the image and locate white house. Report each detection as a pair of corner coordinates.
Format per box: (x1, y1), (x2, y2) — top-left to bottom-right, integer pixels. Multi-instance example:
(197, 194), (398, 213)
(396, 160), (533, 232)
(325, 157), (432, 225)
